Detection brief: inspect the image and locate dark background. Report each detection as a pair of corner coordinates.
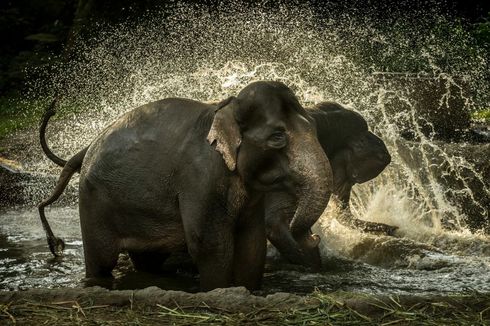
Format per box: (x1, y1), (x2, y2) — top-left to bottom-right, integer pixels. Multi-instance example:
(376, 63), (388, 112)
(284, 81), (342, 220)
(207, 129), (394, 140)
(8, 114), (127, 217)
(1, 0), (489, 96)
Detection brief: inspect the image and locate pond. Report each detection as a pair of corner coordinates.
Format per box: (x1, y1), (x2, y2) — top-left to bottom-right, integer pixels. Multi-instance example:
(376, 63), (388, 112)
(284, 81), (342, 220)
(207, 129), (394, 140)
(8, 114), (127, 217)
(1, 206), (489, 295)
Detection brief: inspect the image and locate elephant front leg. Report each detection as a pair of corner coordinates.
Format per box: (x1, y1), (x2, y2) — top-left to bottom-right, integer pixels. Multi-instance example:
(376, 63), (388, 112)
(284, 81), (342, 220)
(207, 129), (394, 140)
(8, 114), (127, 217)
(232, 202), (267, 290)
(196, 245), (234, 291)
(267, 218), (321, 270)
(188, 223), (235, 291)
(179, 196), (235, 291)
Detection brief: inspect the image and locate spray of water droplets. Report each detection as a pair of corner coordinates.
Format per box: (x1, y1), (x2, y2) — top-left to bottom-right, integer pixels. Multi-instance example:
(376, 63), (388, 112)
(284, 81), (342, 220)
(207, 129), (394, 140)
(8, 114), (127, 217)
(17, 3), (490, 262)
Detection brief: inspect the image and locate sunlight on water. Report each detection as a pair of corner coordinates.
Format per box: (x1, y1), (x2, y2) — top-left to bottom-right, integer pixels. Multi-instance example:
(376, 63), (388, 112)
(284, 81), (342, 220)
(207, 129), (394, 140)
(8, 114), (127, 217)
(2, 2), (488, 292)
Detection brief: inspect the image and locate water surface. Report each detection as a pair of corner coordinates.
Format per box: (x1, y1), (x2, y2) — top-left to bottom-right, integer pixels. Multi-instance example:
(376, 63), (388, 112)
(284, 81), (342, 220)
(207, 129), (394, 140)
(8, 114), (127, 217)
(1, 206), (489, 296)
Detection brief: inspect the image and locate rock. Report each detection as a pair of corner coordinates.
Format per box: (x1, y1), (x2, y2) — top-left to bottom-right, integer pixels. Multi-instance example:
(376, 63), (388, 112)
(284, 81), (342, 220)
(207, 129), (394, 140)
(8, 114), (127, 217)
(0, 156), (78, 207)
(396, 139), (490, 231)
(0, 162), (31, 207)
(373, 73), (471, 140)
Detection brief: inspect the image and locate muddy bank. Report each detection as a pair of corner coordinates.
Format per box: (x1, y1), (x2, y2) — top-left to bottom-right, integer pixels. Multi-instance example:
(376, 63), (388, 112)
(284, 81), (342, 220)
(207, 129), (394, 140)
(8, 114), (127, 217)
(0, 286), (316, 312)
(0, 287), (488, 325)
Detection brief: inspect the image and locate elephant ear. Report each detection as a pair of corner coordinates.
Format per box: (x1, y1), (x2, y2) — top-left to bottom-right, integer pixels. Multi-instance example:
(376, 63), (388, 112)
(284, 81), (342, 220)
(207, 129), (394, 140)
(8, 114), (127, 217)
(207, 97), (241, 171)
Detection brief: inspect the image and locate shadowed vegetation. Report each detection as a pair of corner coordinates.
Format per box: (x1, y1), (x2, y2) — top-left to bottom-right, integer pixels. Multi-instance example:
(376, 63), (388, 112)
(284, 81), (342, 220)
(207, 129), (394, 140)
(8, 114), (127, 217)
(0, 97), (85, 140)
(0, 97), (47, 140)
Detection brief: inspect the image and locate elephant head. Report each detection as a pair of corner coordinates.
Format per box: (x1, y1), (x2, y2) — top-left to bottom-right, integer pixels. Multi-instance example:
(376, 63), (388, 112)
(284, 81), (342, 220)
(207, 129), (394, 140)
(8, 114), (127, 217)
(207, 81), (333, 255)
(312, 102), (391, 189)
(311, 101), (395, 235)
(264, 101), (395, 269)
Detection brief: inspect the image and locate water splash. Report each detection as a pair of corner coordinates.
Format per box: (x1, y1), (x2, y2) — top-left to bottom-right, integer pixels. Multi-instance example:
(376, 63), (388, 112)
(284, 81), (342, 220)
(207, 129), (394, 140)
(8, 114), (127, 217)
(13, 3), (490, 268)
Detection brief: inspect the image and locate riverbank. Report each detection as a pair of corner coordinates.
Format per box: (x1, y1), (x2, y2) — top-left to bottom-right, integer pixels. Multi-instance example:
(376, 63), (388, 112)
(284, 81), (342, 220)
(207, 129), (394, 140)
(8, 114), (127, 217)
(1, 287), (489, 325)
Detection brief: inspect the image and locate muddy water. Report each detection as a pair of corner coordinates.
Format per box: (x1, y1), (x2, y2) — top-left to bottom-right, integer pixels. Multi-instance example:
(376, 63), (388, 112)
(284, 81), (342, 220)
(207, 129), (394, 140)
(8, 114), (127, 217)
(1, 206), (489, 295)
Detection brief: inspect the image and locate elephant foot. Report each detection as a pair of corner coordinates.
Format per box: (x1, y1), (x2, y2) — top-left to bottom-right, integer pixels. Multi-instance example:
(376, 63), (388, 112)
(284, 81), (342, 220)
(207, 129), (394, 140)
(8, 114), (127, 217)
(351, 219), (398, 236)
(295, 233), (321, 249)
(83, 276), (115, 289)
(292, 233), (322, 271)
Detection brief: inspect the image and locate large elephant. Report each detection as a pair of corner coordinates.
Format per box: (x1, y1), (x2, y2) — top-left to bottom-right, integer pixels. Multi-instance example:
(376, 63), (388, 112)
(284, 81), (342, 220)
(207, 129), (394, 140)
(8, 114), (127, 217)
(38, 81), (333, 291)
(265, 101), (396, 269)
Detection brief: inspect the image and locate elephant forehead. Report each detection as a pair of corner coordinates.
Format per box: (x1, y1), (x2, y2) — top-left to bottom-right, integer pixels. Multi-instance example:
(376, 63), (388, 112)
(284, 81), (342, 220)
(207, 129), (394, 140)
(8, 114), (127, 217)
(255, 97), (308, 124)
(240, 97), (284, 126)
(237, 80), (290, 97)
(239, 83), (300, 110)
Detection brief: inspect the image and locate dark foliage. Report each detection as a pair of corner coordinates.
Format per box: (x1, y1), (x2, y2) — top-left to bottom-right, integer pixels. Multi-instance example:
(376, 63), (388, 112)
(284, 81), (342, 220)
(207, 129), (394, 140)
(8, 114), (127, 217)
(0, 0), (77, 94)
(0, 0), (488, 97)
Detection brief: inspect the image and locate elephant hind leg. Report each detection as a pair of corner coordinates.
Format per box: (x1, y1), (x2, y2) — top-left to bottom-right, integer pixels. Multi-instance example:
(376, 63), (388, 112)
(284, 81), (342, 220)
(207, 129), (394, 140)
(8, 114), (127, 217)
(83, 239), (119, 279)
(129, 251), (170, 273)
(79, 190), (120, 279)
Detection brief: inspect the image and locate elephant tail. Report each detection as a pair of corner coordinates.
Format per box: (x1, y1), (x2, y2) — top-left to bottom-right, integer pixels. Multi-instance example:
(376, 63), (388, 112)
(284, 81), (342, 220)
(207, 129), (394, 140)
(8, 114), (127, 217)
(40, 99), (68, 167)
(38, 147), (87, 257)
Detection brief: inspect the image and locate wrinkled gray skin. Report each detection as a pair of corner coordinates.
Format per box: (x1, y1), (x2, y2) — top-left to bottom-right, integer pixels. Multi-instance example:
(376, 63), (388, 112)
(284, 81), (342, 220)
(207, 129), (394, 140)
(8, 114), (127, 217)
(38, 81), (332, 291)
(265, 102), (396, 269)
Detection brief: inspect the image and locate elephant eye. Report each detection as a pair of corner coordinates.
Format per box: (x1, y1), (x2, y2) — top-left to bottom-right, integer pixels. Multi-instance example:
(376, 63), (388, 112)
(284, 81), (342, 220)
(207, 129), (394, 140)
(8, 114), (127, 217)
(267, 131), (287, 149)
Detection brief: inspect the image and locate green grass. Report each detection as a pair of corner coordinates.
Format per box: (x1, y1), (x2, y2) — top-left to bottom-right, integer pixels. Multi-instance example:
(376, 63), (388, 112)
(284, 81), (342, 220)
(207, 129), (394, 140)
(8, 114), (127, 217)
(0, 97), (48, 140)
(0, 97), (84, 141)
(471, 109), (490, 123)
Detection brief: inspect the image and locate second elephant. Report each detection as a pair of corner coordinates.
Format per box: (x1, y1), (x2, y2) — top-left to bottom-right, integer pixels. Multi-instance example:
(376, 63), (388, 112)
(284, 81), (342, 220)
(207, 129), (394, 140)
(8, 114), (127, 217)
(265, 101), (396, 269)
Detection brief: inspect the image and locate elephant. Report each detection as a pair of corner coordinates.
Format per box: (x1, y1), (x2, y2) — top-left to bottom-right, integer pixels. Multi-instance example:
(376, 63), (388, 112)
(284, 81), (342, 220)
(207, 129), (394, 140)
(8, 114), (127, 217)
(37, 81), (333, 291)
(265, 101), (396, 269)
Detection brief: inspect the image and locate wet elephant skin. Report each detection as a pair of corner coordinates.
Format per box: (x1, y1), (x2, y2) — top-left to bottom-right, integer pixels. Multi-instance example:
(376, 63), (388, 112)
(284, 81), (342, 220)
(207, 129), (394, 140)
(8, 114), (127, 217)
(38, 81), (333, 291)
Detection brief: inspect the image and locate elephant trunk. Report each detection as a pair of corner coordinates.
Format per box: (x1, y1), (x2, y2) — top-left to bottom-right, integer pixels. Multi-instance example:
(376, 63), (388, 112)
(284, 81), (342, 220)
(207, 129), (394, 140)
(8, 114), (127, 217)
(287, 129), (333, 247)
